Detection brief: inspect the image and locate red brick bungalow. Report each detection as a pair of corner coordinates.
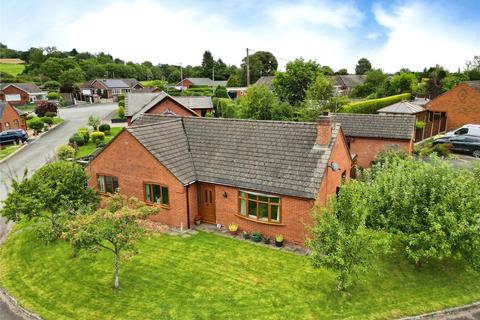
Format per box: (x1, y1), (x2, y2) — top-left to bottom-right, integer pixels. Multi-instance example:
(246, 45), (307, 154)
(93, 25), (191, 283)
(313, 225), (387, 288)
(0, 83), (47, 105)
(125, 92), (214, 125)
(0, 101), (27, 132)
(332, 113), (415, 168)
(425, 81), (480, 136)
(79, 79), (143, 101)
(176, 78), (228, 89)
(85, 114), (352, 244)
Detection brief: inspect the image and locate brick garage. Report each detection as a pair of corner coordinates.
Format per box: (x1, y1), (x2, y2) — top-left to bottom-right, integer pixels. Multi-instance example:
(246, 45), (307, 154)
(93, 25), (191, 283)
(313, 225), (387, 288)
(0, 101), (27, 132)
(86, 115), (352, 245)
(333, 113), (415, 168)
(427, 81), (480, 132)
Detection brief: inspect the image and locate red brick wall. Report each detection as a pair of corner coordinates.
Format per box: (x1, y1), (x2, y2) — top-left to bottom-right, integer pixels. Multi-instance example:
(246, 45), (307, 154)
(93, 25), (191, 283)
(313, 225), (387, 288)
(427, 83), (480, 131)
(348, 136), (412, 168)
(0, 103), (27, 131)
(178, 79), (193, 88)
(85, 130), (190, 228)
(0, 86), (29, 105)
(146, 97), (199, 117)
(91, 81), (112, 98)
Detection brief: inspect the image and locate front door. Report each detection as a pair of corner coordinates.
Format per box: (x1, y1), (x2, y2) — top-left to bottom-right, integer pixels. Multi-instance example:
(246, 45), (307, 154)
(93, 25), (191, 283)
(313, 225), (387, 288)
(199, 184), (216, 224)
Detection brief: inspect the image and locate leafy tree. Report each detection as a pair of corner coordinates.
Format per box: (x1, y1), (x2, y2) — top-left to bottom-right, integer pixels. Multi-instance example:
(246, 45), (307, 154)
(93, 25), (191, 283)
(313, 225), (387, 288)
(442, 73), (469, 91)
(366, 155), (480, 268)
(335, 68), (348, 75)
(320, 65), (334, 75)
(299, 73), (336, 119)
(35, 101), (58, 117)
(27, 47), (45, 65)
(1, 162), (99, 240)
(63, 194), (158, 289)
(425, 65), (447, 98)
(241, 51), (278, 84)
(43, 80), (61, 91)
(213, 98), (237, 118)
(201, 50), (215, 78)
(59, 67), (85, 86)
(40, 57), (65, 80)
(307, 181), (381, 291)
(464, 55), (480, 80)
(238, 85), (292, 120)
(390, 72), (418, 93)
(226, 74), (241, 87)
(355, 57), (372, 75)
(214, 85), (228, 98)
(273, 58), (320, 106)
(88, 115), (100, 130)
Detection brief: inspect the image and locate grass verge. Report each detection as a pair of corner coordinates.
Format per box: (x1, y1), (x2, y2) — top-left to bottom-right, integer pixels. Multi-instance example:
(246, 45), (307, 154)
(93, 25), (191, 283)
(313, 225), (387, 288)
(0, 145), (21, 160)
(0, 225), (479, 320)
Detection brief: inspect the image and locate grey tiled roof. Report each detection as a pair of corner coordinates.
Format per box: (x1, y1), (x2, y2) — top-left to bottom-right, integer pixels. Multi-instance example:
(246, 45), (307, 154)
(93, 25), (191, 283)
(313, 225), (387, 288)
(330, 75), (366, 89)
(174, 96), (213, 109)
(125, 92), (160, 116)
(332, 113), (415, 140)
(129, 92), (198, 121)
(465, 80), (480, 93)
(254, 76), (274, 89)
(377, 101), (426, 114)
(99, 79), (130, 89)
(0, 82), (44, 93)
(130, 115), (340, 198)
(180, 78), (227, 87)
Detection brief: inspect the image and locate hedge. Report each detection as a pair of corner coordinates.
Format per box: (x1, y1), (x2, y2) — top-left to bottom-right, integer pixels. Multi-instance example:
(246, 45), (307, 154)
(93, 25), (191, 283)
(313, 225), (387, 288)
(340, 93), (411, 114)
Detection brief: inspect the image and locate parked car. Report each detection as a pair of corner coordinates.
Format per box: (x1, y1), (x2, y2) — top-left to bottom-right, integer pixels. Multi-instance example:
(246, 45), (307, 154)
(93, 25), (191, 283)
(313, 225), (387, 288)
(0, 129), (29, 145)
(445, 124), (480, 137)
(433, 135), (480, 158)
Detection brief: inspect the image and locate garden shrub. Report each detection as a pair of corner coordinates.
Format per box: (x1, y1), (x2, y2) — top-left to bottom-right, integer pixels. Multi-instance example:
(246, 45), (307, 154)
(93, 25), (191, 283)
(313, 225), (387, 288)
(69, 133), (85, 146)
(77, 128), (90, 144)
(117, 106), (125, 119)
(118, 100), (125, 108)
(56, 145), (76, 160)
(26, 114), (34, 120)
(27, 117), (44, 132)
(98, 124), (111, 135)
(42, 117), (54, 125)
(44, 111), (57, 118)
(117, 94), (125, 102)
(47, 91), (60, 100)
(35, 101), (58, 117)
(43, 80), (61, 91)
(90, 131), (105, 143)
(340, 93), (411, 114)
(214, 86), (229, 98)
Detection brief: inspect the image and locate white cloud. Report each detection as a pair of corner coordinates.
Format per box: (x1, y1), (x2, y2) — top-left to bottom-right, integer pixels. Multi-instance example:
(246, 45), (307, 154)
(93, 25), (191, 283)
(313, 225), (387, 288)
(371, 2), (480, 72)
(366, 32), (380, 40)
(269, 1), (364, 29)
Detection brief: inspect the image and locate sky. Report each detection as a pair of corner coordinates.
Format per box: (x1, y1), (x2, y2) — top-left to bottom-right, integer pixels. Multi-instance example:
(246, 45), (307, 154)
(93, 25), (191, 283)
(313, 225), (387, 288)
(0, 0), (479, 73)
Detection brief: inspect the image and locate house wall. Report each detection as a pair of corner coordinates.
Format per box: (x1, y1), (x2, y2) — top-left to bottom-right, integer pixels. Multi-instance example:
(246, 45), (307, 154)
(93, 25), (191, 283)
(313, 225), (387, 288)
(348, 136), (412, 168)
(178, 79), (193, 88)
(146, 97), (199, 117)
(0, 86), (30, 105)
(85, 130), (190, 228)
(0, 103), (27, 131)
(427, 83), (480, 131)
(91, 81), (112, 98)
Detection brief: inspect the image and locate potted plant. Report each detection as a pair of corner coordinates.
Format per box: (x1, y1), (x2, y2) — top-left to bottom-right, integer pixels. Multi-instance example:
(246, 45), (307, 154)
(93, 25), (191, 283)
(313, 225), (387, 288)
(228, 223), (238, 235)
(251, 231), (262, 243)
(242, 231), (250, 239)
(275, 234), (284, 247)
(263, 236), (271, 244)
(194, 214), (203, 226)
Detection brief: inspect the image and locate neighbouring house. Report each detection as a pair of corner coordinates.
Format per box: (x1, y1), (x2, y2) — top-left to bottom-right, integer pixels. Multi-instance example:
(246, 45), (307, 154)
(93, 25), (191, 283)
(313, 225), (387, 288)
(85, 114), (352, 244)
(330, 75), (366, 95)
(125, 92), (214, 124)
(254, 76), (274, 89)
(425, 81), (480, 137)
(332, 113), (415, 168)
(0, 83), (47, 105)
(377, 98), (429, 141)
(0, 101), (27, 132)
(79, 78), (144, 102)
(133, 86), (162, 93)
(176, 78), (228, 90)
(227, 87), (248, 99)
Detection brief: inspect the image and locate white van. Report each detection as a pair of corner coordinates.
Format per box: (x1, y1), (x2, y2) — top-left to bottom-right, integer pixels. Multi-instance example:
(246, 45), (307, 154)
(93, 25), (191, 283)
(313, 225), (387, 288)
(445, 124), (480, 137)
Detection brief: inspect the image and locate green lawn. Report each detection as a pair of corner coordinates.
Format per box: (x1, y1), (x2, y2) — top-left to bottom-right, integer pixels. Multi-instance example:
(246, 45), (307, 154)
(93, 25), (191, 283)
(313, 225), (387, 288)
(0, 63), (25, 76)
(0, 145), (21, 160)
(0, 226), (479, 320)
(75, 127), (123, 158)
(14, 104), (36, 112)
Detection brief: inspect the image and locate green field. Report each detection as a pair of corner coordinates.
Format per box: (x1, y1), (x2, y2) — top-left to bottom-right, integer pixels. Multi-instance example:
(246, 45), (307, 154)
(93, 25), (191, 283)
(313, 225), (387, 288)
(0, 225), (479, 320)
(0, 63), (25, 76)
(75, 127), (123, 158)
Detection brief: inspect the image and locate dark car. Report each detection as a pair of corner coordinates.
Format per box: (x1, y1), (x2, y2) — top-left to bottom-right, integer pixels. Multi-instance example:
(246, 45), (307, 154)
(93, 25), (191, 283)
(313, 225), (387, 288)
(433, 135), (480, 158)
(0, 129), (29, 145)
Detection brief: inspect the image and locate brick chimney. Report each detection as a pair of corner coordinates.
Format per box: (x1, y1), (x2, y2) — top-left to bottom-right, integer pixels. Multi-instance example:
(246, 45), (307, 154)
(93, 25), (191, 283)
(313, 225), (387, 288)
(316, 113), (333, 145)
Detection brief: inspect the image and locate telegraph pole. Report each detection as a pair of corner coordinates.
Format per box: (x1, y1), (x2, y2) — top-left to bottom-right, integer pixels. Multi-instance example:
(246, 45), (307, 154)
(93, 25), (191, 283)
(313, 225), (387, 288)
(212, 65), (215, 81)
(246, 48), (250, 86)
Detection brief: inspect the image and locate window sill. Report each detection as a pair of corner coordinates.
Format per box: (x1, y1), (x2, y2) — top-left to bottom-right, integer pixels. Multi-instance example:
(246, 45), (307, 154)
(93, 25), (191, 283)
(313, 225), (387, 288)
(145, 202), (170, 210)
(234, 214), (285, 226)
